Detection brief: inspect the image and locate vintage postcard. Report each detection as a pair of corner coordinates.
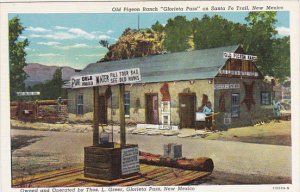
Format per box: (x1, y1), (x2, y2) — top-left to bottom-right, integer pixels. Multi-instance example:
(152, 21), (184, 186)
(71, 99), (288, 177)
(0, 0), (299, 192)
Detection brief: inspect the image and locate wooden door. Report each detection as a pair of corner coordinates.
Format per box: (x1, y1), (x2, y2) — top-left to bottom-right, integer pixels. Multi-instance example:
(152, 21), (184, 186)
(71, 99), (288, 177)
(145, 94), (159, 124)
(98, 95), (107, 124)
(179, 93), (196, 128)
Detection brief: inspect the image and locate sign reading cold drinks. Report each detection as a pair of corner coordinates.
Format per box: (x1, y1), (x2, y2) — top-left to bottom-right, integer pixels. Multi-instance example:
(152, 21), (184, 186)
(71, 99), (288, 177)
(71, 68), (141, 88)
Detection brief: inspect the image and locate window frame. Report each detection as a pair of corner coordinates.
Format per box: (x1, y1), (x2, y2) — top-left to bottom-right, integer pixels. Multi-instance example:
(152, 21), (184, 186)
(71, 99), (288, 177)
(76, 94), (84, 115)
(261, 91), (272, 105)
(124, 91), (130, 117)
(231, 93), (240, 118)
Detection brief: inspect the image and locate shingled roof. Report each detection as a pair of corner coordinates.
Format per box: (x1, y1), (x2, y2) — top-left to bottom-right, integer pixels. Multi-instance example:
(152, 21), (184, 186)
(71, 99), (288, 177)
(78, 45), (240, 83)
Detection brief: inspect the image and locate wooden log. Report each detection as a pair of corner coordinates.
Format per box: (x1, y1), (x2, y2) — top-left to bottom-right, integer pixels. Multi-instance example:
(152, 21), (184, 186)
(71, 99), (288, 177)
(139, 151), (214, 172)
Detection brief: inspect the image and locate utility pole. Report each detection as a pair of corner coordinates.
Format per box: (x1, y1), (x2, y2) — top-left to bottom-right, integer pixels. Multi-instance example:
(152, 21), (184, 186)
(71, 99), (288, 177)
(138, 14), (140, 30)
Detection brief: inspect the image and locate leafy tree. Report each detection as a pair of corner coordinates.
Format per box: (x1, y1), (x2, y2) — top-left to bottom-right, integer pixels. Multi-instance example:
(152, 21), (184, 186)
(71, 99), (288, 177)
(9, 16), (29, 101)
(99, 40), (109, 48)
(151, 21), (164, 33)
(50, 68), (64, 98)
(163, 16), (192, 52)
(244, 12), (278, 78)
(98, 28), (164, 62)
(192, 15), (247, 49)
(32, 68), (66, 99)
(271, 36), (290, 82)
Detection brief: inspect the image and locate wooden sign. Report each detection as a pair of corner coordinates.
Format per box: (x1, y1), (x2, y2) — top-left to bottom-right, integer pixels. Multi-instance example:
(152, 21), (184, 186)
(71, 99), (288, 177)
(16, 92), (40, 96)
(121, 147), (140, 175)
(71, 68), (141, 88)
(223, 52), (257, 61)
(214, 83), (240, 90)
(219, 70), (258, 77)
(195, 112), (206, 121)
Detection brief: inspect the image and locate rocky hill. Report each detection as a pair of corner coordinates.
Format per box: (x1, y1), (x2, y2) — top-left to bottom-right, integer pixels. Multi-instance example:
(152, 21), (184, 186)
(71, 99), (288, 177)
(24, 63), (80, 86)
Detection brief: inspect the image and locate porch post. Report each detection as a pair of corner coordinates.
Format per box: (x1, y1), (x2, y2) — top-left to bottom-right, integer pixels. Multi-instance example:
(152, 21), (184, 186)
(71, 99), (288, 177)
(93, 86), (99, 146)
(119, 84), (126, 148)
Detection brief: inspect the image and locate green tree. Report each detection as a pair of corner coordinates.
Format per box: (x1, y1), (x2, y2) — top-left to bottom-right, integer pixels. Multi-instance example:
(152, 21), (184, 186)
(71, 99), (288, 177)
(271, 36), (290, 82)
(163, 16), (192, 52)
(9, 16), (29, 101)
(151, 21), (164, 33)
(50, 68), (64, 98)
(244, 12), (278, 78)
(192, 15), (247, 49)
(99, 40), (109, 48)
(32, 68), (66, 100)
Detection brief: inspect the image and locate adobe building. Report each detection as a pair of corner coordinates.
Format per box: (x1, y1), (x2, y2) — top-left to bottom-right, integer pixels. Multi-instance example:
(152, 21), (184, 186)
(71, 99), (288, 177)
(66, 45), (273, 129)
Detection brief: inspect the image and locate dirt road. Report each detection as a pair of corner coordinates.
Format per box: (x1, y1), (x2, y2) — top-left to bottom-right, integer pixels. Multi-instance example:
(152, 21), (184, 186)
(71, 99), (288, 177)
(11, 129), (291, 184)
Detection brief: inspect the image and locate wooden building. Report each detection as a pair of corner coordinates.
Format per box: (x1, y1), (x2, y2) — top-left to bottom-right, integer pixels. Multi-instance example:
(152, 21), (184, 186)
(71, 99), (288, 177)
(66, 45), (273, 129)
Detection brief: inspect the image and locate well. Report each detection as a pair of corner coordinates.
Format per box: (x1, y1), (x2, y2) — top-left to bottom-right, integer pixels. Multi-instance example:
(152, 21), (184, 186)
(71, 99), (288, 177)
(84, 143), (139, 180)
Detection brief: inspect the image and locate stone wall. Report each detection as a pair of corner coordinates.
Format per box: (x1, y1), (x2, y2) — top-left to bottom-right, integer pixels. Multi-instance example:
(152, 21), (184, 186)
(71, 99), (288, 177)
(67, 79), (214, 125)
(214, 77), (273, 129)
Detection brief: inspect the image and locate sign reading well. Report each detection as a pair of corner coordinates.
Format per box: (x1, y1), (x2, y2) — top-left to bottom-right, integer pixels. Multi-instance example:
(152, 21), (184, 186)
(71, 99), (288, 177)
(121, 147), (140, 175)
(71, 68), (141, 88)
(223, 52), (257, 61)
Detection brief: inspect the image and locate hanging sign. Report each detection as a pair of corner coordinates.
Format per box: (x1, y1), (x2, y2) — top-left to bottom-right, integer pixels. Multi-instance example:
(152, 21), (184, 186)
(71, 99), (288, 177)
(219, 70), (258, 77)
(214, 83), (240, 90)
(71, 68), (141, 88)
(223, 52), (257, 61)
(121, 147), (140, 175)
(16, 92), (40, 96)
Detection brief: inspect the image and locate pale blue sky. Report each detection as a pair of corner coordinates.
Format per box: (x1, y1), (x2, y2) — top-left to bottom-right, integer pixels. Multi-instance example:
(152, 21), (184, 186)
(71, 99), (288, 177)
(9, 12), (289, 69)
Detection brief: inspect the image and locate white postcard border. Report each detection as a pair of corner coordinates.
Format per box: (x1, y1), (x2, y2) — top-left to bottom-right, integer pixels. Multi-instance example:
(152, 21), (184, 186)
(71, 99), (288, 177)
(0, 1), (299, 192)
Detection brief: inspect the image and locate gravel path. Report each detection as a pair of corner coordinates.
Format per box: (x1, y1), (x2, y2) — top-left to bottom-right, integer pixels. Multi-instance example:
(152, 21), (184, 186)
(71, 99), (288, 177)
(11, 129), (291, 184)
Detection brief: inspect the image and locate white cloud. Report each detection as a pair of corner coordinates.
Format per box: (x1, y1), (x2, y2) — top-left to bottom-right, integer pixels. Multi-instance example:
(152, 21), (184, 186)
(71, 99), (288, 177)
(56, 43), (89, 50)
(54, 26), (68, 30)
(99, 35), (110, 40)
(19, 35), (27, 40)
(106, 30), (114, 34)
(36, 53), (61, 57)
(69, 28), (90, 36)
(79, 54), (102, 57)
(27, 26), (51, 33)
(30, 32), (76, 40)
(91, 30), (105, 34)
(25, 47), (35, 51)
(29, 26), (112, 41)
(276, 26), (290, 37)
(37, 41), (61, 46)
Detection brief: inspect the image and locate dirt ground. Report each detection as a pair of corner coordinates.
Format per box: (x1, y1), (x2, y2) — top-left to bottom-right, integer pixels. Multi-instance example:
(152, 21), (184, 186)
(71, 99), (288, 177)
(205, 121), (291, 146)
(10, 120), (292, 185)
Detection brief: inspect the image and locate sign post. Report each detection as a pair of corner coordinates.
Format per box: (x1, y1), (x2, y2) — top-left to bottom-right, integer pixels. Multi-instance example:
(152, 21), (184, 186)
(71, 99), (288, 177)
(93, 86), (100, 146)
(119, 84), (126, 148)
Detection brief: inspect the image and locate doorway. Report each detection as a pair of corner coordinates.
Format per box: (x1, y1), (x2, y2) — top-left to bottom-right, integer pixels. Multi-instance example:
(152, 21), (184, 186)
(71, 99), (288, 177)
(145, 93), (159, 124)
(179, 93), (196, 128)
(99, 95), (107, 124)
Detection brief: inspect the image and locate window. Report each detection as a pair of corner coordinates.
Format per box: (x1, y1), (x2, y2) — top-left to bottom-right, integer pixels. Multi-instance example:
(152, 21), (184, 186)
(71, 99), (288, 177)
(261, 92), (271, 105)
(124, 92), (130, 117)
(231, 93), (240, 117)
(76, 94), (84, 115)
